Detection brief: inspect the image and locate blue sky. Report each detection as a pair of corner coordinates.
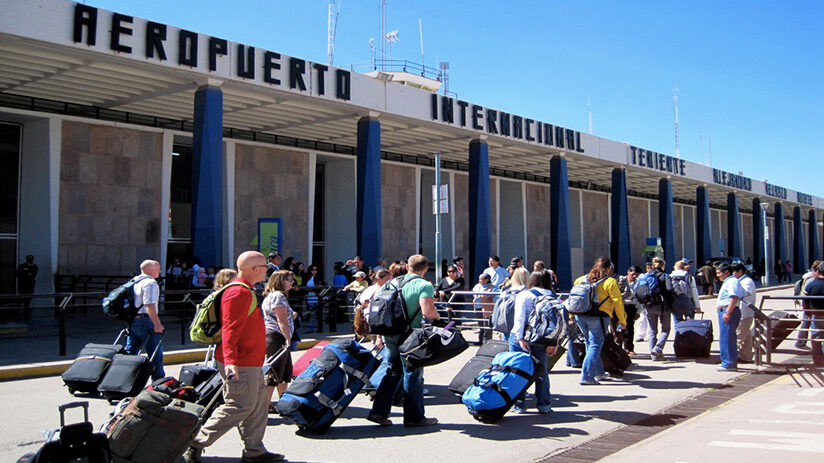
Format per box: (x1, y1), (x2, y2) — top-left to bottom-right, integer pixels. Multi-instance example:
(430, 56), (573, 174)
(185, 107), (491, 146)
(85, 0), (824, 197)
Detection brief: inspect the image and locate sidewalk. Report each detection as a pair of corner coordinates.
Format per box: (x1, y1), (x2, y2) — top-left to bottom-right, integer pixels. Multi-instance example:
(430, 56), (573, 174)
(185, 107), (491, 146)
(599, 368), (824, 462)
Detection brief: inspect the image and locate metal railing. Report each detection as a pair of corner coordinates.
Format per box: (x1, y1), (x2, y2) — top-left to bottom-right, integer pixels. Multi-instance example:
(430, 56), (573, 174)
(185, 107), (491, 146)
(751, 295), (824, 366)
(349, 59), (444, 81)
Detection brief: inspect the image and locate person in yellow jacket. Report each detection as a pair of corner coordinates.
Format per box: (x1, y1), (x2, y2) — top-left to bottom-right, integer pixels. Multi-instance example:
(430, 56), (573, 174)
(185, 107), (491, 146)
(572, 257), (627, 385)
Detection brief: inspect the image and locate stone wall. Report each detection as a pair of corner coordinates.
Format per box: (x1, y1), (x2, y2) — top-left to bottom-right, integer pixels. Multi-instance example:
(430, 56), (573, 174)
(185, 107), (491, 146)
(628, 197), (649, 267)
(526, 184), (550, 263)
(581, 191), (610, 267)
(234, 144), (309, 263)
(491, 180), (498, 256)
(674, 204), (684, 258)
(381, 163), (417, 261)
(453, 173), (470, 263)
(59, 121), (162, 275)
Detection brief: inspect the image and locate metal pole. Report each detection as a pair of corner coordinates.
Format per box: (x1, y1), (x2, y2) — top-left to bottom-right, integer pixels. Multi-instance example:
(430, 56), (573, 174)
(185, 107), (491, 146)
(58, 295), (72, 356)
(434, 152), (442, 283)
(762, 205), (771, 286)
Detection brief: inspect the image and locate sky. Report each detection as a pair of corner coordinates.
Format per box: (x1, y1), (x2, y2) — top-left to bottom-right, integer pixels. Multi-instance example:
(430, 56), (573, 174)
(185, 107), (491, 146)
(84, 0), (824, 197)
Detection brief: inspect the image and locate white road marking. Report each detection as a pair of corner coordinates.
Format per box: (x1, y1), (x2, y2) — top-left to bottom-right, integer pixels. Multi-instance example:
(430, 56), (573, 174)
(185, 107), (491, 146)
(749, 418), (824, 426)
(708, 441), (824, 454)
(728, 429), (822, 439)
(796, 388), (824, 397)
(770, 402), (824, 415)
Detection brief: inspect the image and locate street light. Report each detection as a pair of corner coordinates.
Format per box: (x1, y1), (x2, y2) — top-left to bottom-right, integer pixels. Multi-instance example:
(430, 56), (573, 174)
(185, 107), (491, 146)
(759, 201), (771, 286)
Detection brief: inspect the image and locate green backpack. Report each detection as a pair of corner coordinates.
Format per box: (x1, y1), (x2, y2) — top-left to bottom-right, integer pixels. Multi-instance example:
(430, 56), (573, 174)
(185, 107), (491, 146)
(189, 282), (258, 345)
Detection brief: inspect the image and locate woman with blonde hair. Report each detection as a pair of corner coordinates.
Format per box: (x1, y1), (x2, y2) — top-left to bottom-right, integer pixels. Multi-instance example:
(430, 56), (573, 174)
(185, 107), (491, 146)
(572, 257), (626, 385)
(262, 270), (297, 412)
(212, 268), (237, 291)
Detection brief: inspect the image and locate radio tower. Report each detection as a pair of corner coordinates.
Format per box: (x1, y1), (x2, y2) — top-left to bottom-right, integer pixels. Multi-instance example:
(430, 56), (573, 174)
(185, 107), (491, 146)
(380, 0), (387, 70)
(673, 86), (680, 158)
(327, 0), (340, 66)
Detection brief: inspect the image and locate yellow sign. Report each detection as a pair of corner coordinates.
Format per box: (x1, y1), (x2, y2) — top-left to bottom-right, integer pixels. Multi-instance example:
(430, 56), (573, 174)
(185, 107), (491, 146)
(256, 218), (282, 255)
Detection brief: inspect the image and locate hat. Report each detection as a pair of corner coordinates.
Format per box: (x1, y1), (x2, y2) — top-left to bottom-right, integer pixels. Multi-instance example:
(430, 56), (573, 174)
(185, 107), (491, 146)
(354, 271), (367, 278)
(268, 252), (279, 258)
(453, 256), (463, 263)
(681, 257), (692, 263)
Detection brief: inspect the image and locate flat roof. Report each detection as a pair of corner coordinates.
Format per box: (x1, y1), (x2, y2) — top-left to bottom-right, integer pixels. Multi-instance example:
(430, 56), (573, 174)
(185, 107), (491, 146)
(0, 0), (820, 213)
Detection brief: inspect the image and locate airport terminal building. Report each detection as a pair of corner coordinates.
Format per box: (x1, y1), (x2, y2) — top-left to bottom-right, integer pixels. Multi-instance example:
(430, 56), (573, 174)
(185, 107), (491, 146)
(1, 0), (822, 293)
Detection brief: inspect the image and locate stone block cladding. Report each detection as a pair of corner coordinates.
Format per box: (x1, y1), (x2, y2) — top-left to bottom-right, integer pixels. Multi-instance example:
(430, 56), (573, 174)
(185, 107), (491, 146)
(526, 184), (550, 265)
(380, 163), (417, 262)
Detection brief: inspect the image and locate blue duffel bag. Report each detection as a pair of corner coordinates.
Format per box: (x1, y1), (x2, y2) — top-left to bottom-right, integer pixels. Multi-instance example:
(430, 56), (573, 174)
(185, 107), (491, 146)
(461, 351), (538, 423)
(276, 339), (381, 433)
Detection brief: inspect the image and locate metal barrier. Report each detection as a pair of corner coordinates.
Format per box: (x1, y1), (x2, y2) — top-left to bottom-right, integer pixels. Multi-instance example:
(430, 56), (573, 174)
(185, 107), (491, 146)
(438, 290), (570, 333)
(751, 294), (824, 366)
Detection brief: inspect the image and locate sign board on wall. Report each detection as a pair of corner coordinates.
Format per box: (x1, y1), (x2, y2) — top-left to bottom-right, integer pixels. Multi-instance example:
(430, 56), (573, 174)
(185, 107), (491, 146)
(432, 184), (449, 214)
(257, 218), (283, 256)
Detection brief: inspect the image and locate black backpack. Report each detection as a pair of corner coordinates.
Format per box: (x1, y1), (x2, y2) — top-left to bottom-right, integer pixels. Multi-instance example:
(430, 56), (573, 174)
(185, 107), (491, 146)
(366, 275), (422, 335)
(102, 275), (151, 321)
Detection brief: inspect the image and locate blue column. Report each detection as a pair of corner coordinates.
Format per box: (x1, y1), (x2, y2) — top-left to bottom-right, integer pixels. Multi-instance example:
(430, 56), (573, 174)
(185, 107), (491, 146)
(696, 186), (712, 265)
(468, 140), (491, 280)
(610, 168), (631, 273)
(774, 202), (785, 266)
(793, 206), (806, 271)
(191, 86), (224, 267)
(550, 155), (572, 290)
(356, 117), (382, 267)
(752, 198), (764, 271)
(727, 193), (742, 258)
(659, 178), (676, 265)
(810, 209), (820, 266)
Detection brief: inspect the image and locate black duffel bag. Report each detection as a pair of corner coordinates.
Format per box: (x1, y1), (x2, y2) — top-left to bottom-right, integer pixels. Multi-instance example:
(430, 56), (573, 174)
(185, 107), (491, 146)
(400, 325), (469, 368)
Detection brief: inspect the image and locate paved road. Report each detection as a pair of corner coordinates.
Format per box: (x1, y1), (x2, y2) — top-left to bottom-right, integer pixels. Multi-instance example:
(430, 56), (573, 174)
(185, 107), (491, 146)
(601, 370), (824, 462)
(1, 287), (807, 463)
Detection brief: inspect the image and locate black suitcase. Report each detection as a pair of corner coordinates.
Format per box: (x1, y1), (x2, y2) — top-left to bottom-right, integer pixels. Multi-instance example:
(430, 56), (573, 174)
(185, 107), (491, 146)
(768, 311), (800, 348)
(192, 368), (224, 419)
(447, 339), (509, 395)
(179, 345), (218, 388)
(600, 318), (632, 375)
(61, 330), (127, 395)
(566, 323), (586, 368)
(18, 401), (110, 463)
(674, 318), (713, 358)
(97, 333), (164, 402)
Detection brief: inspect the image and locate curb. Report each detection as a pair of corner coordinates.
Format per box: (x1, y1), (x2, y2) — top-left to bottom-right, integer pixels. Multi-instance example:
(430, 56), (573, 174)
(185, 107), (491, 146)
(0, 338), (324, 382)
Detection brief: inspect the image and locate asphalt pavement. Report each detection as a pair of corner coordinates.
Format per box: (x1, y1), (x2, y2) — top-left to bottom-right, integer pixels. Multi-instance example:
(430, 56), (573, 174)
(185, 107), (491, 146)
(1, 286), (818, 463)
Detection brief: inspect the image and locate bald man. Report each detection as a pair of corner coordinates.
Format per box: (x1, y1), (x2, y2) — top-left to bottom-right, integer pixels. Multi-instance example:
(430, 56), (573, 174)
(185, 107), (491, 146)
(186, 251), (284, 463)
(125, 259), (165, 380)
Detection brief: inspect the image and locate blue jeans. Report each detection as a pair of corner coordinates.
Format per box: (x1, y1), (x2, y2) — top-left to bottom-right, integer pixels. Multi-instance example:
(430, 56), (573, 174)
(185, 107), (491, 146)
(796, 309), (813, 346)
(645, 305), (671, 355)
(508, 333), (551, 411)
(125, 315), (165, 380)
(575, 315), (605, 382)
(370, 334), (425, 423)
(717, 307), (741, 369)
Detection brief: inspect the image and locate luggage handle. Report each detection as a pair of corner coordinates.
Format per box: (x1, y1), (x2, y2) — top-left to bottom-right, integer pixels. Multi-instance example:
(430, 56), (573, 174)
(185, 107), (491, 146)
(204, 344), (216, 366)
(147, 331), (166, 363)
(262, 345), (290, 375)
(58, 401), (89, 427)
(113, 328), (129, 347)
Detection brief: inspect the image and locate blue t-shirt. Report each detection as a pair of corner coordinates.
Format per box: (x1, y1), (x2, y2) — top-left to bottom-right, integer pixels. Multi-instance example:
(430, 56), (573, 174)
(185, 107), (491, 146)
(716, 275), (747, 308)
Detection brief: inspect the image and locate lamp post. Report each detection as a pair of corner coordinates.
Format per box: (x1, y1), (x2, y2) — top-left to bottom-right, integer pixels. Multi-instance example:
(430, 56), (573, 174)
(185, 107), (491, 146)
(434, 151), (442, 283)
(760, 201), (771, 286)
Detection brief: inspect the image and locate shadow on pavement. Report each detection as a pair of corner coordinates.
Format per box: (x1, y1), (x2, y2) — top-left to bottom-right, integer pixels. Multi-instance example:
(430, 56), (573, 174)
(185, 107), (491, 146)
(553, 394), (647, 408)
(632, 379), (726, 390)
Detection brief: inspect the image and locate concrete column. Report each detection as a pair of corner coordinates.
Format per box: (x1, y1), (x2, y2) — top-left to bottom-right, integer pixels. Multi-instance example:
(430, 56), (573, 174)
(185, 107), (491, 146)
(752, 197), (764, 270)
(810, 209), (820, 266)
(550, 155), (572, 290)
(191, 86), (224, 267)
(659, 178), (676, 265)
(468, 139), (491, 280)
(774, 202), (786, 266)
(610, 168), (631, 273)
(356, 117), (382, 267)
(159, 132), (173, 273)
(696, 186), (712, 265)
(793, 206), (806, 270)
(727, 192), (742, 258)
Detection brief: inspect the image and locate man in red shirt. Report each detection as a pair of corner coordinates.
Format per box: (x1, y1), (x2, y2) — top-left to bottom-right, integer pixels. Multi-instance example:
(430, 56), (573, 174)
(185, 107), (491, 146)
(185, 251), (284, 463)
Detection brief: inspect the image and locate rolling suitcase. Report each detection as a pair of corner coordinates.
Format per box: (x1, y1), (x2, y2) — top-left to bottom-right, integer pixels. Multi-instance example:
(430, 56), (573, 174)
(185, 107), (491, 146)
(61, 330), (127, 395)
(566, 323), (586, 368)
(600, 317), (631, 375)
(105, 384), (223, 463)
(768, 310), (799, 348)
(18, 401), (110, 463)
(674, 315), (713, 358)
(448, 340), (509, 395)
(461, 351), (538, 423)
(276, 339), (381, 433)
(292, 340), (330, 377)
(179, 345), (218, 389)
(97, 333), (165, 402)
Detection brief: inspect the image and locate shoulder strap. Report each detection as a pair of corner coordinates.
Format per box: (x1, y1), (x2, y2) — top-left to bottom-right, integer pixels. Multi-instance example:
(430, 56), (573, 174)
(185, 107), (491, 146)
(218, 282), (259, 316)
(529, 288), (542, 297)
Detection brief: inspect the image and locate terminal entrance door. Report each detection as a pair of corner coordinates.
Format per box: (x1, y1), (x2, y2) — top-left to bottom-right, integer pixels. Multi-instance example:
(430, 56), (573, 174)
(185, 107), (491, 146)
(0, 123), (20, 294)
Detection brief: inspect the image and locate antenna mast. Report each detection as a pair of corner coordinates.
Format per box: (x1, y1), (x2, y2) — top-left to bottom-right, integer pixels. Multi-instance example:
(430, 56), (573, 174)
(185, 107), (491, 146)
(419, 18), (425, 68)
(673, 86), (680, 158)
(327, 0), (340, 66)
(587, 94), (593, 134)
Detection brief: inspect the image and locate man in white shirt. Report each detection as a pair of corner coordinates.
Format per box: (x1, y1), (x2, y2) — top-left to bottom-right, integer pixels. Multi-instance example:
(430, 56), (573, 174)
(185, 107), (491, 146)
(482, 255), (509, 289)
(125, 259), (165, 380)
(733, 262), (757, 363)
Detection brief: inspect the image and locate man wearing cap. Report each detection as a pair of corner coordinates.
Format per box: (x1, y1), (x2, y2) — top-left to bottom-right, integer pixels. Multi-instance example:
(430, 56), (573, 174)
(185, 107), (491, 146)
(266, 252), (281, 280)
